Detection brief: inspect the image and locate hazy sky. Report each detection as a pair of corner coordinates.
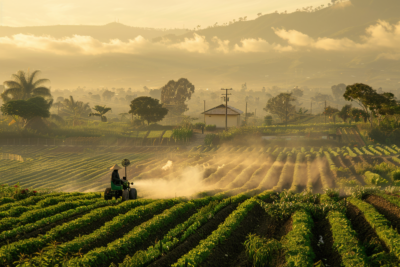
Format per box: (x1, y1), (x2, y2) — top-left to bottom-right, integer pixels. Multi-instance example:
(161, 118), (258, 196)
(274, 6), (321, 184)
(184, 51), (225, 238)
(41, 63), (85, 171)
(1, 0), (328, 29)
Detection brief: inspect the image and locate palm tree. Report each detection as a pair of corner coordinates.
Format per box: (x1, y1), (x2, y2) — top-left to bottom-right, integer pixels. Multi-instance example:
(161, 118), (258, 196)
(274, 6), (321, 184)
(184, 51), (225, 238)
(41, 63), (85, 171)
(89, 105), (112, 122)
(62, 96), (91, 126)
(1, 70), (51, 102)
(53, 101), (64, 115)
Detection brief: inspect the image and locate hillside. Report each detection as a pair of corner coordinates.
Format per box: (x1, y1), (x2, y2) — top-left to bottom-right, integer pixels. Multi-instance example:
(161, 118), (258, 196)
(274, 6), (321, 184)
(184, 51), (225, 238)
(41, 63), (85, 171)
(0, 0), (399, 90)
(159, 0), (400, 44)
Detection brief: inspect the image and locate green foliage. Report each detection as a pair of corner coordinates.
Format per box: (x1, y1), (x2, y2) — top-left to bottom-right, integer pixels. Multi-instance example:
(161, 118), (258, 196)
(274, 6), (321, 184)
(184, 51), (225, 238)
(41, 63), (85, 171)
(69, 199), (195, 266)
(204, 133), (218, 146)
(244, 234), (282, 267)
(320, 195), (369, 267)
(281, 210), (315, 267)
(205, 124), (216, 131)
(0, 194), (101, 233)
(193, 122), (205, 129)
(1, 70), (51, 102)
(129, 96), (168, 125)
(89, 105), (112, 122)
(173, 198), (258, 267)
(349, 197), (400, 262)
(364, 171), (388, 186)
(172, 128), (193, 141)
(264, 115), (273, 126)
(1, 97), (51, 124)
(264, 93), (296, 123)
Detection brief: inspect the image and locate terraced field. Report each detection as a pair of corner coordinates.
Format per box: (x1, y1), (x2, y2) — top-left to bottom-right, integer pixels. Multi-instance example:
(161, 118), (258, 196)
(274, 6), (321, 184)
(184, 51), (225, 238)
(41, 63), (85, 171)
(2, 144), (400, 197)
(4, 143), (400, 266)
(2, 188), (400, 266)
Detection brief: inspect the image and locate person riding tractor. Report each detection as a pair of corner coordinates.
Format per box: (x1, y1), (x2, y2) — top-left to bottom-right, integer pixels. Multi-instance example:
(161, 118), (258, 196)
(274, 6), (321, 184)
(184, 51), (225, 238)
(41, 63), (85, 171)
(104, 164), (137, 200)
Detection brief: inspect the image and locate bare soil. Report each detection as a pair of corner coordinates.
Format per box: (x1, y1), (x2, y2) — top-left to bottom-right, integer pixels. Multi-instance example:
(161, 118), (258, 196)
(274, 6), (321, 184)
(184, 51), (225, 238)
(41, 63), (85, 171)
(311, 216), (342, 267)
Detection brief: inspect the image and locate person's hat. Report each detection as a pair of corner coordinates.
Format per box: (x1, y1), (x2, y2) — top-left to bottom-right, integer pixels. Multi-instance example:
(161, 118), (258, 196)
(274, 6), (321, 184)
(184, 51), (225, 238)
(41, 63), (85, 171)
(110, 164), (122, 170)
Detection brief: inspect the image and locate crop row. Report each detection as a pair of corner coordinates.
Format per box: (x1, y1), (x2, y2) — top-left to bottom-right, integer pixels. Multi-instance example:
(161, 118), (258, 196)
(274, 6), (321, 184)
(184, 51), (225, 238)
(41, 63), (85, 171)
(320, 195), (369, 267)
(348, 197), (400, 261)
(120, 194), (248, 266)
(0, 199), (152, 264)
(67, 198), (203, 266)
(0, 196), (101, 233)
(30, 198), (180, 266)
(0, 192), (65, 212)
(0, 198), (113, 242)
(281, 210), (314, 266)
(173, 197), (258, 266)
(0, 193), (97, 219)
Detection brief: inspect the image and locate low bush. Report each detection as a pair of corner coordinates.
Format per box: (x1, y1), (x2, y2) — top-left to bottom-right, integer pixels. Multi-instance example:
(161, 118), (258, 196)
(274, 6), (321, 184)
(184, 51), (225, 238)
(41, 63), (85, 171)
(205, 125), (216, 131)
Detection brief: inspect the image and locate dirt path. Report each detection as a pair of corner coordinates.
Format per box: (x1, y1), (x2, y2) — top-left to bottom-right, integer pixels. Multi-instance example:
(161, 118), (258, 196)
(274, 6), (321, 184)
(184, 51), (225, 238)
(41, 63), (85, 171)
(311, 216), (342, 267)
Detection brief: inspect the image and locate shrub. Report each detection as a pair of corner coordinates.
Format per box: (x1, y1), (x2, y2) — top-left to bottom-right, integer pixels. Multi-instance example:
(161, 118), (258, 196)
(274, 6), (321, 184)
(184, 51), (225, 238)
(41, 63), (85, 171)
(205, 125), (216, 131)
(368, 128), (386, 144)
(193, 122), (205, 129)
(264, 115), (273, 126)
(204, 134), (219, 146)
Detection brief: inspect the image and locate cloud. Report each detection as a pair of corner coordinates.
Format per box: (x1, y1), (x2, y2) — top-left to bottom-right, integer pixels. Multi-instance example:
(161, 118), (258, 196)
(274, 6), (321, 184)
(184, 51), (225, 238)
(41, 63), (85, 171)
(0, 33), (211, 55)
(1, 20), (400, 58)
(234, 38), (271, 53)
(172, 33), (209, 53)
(272, 20), (400, 53)
(212, 37), (230, 54)
(273, 28), (314, 47)
(0, 34), (152, 55)
(233, 38), (293, 53)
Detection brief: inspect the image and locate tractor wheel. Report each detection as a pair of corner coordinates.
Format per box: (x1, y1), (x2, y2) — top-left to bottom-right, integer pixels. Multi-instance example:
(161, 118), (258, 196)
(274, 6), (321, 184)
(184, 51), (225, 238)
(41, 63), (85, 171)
(129, 188), (137, 200)
(122, 190), (130, 201)
(104, 188), (112, 200)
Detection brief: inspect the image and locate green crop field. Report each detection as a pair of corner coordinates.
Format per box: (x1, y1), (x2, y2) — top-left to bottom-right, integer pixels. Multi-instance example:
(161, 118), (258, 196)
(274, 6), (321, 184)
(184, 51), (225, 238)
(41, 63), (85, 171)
(1, 185), (400, 266)
(3, 143), (400, 266)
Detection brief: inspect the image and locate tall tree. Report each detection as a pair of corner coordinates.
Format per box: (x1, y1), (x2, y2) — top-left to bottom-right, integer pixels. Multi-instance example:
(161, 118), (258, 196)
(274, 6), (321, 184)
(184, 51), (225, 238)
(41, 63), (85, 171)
(344, 83), (396, 127)
(62, 96), (91, 126)
(129, 96), (168, 125)
(324, 106), (339, 123)
(331, 83), (346, 100)
(338, 105), (352, 123)
(263, 93), (296, 126)
(102, 90), (115, 101)
(161, 78), (195, 121)
(89, 105), (112, 122)
(1, 70), (51, 102)
(0, 97), (51, 127)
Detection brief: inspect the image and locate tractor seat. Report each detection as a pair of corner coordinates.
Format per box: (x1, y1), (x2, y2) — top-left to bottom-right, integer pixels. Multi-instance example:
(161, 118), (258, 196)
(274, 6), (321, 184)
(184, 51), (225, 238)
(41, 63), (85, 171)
(111, 181), (123, 191)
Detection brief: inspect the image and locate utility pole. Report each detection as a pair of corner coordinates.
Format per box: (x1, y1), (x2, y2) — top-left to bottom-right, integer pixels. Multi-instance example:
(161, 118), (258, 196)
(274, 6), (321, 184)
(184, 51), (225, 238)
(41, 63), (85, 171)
(311, 102), (312, 115)
(203, 100), (206, 124)
(221, 88), (232, 131)
(285, 98), (288, 128)
(325, 100), (327, 124)
(245, 102), (247, 124)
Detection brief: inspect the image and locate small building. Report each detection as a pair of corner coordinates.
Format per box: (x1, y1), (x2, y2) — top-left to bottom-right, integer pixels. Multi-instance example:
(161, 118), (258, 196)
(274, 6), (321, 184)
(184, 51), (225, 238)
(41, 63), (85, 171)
(202, 104), (243, 128)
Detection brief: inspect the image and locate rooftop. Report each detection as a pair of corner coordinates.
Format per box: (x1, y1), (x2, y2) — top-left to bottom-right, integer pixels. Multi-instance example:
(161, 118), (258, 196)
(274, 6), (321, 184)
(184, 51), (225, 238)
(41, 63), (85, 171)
(202, 104), (243, 115)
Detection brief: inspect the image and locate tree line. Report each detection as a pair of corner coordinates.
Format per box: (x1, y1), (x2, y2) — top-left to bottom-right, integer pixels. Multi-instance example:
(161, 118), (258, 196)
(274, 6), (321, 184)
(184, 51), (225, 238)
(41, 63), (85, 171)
(0, 70), (195, 130)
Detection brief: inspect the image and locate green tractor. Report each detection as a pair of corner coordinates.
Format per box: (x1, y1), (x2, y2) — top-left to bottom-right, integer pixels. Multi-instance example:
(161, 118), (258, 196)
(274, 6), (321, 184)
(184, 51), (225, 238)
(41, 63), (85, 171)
(104, 178), (137, 201)
(104, 159), (137, 201)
